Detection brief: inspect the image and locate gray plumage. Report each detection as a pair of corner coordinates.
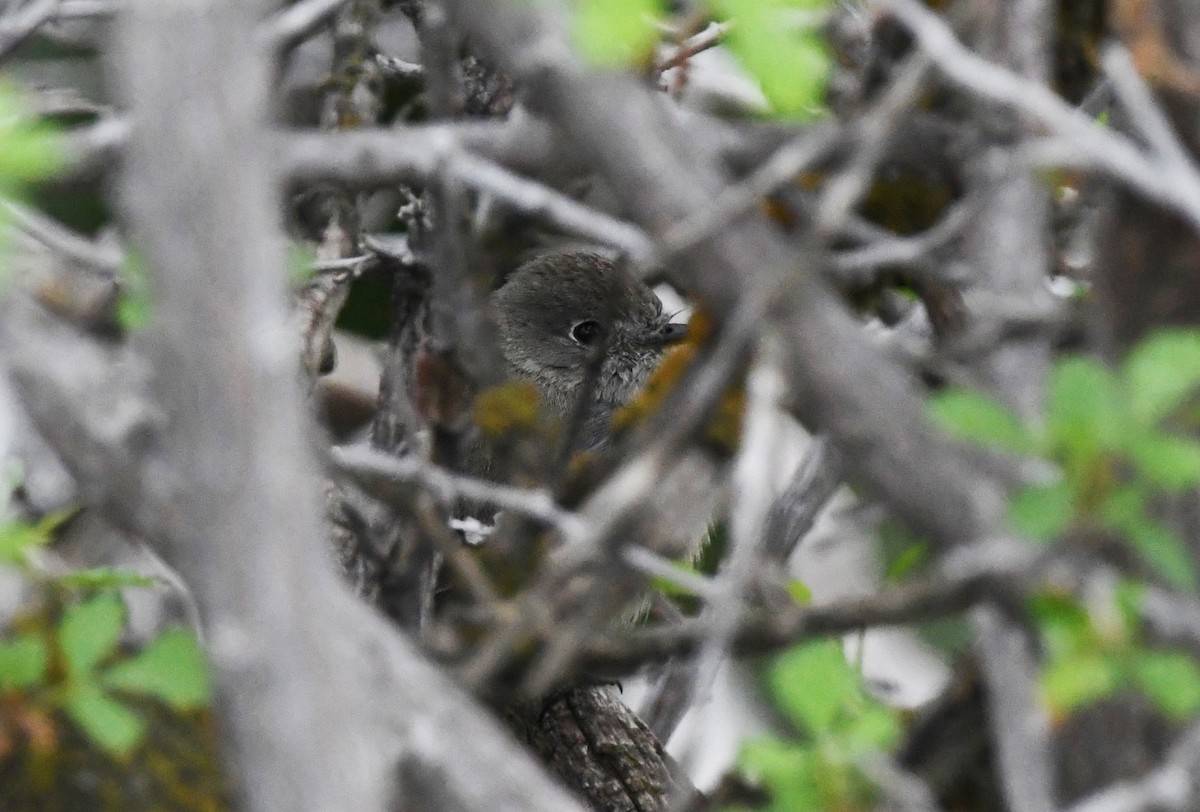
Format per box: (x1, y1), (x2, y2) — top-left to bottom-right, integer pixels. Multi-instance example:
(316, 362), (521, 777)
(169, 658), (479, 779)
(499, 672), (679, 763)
(492, 251), (684, 449)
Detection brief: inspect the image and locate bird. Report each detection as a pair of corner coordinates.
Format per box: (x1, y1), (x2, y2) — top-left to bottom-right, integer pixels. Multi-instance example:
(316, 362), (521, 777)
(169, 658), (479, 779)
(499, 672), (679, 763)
(491, 250), (688, 452)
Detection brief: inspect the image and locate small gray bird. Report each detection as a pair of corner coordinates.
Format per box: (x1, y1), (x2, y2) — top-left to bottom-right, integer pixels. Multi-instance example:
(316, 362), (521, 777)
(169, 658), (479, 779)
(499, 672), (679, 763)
(492, 251), (687, 450)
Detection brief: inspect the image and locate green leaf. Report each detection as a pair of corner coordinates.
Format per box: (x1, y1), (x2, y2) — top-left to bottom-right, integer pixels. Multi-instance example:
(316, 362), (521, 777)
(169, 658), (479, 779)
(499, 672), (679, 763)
(1098, 485), (1147, 531)
(0, 522), (44, 566)
(0, 634), (48, 690)
(1123, 329), (1200, 425)
(56, 568), (155, 591)
(1047, 357), (1122, 459)
(1123, 519), (1197, 592)
(0, 508), (70, 566)
(116, 249), (153, 331)
(0, 86), (63, 183)
(1008, 481), (1075, 542)
(840, 704), (901, 755)
(738, 738), (822, 811)
(786, 580), (812, 605)
(927, 388), (1035, 452)
(1130, 650), (1200, 721)
(1041, 653), (1123, 714)
(102, 628), (211, 710)
(1029, 592), (1094, 659)
(768, 640), (854, 734)
(287, 244), (317, 287)
(714, 0), (832, 118)
(1113, 580), (1145, 632)
(63, 683), (146, 757)
(573, 0), (664, 68)
(1127, 433), (1200, 492)
(59, 593), (125, 678)
(884, 542), (928, 582)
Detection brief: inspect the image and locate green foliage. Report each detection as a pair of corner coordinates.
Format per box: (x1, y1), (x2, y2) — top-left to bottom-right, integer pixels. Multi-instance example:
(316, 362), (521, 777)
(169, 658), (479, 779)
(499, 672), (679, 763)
(1008, 481), (1074, 543)
(730, 640), (900, 811)
(566, 0), (834, 119)
(0, 510), (213, 758)
(0, 82), (63, 289)
(1030, 587), (1200, 721)
(711, 0), (832, 118)
(0, 508), (71, 566)
(0, 83), (63, 190)
(116, 248), (153, 331)
(55, 568), (155, 590)
(573, 0), (664, 67)
(786, 579), (812, 605)
(51, 594), (212, 756)
(60, 593), (126, 678)
(103, 629), (212, 711)
(64, 683), (147, 758)
(0, 634), (48, 690)
(926, 388), (1035, 453)
(288, 243), (317, 287)
(1123, 330), (1200, 426)
(928, 329), (1200, 590)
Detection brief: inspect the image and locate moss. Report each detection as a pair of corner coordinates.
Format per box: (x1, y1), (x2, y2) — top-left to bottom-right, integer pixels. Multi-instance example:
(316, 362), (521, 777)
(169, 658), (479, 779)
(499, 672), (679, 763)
(611, 307), (745, 454)
(474, 381), (542, 439)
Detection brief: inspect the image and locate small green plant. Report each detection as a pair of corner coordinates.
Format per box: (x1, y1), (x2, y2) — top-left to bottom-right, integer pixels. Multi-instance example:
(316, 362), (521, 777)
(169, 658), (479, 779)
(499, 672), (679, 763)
(569, 0), (834, 119)
(1032, 583), (1200, 722)
(929, 329), (1200, 591)
(729, 640), (901, 811)
(115, 247), (153, 331)
(0, 511), (212, 759)
(0, 82), (63, 287)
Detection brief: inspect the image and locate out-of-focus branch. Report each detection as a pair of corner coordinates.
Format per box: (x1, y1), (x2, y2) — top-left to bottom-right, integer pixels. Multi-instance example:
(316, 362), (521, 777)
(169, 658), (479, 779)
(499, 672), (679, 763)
(264, 0), (352, 52)
(884, 0), (1200, 235)
(1066, 720), (1200, 812)
(575, 567), (1012, 676)
(111, 1), (585, 810)
(446, 0), (1006, 553)
(330, 443), (583, 534)
(1, 199), (123, 274)
(0, 0), (61, 62)
(287, 126), (653, 259)
(762, 435), (844, 562)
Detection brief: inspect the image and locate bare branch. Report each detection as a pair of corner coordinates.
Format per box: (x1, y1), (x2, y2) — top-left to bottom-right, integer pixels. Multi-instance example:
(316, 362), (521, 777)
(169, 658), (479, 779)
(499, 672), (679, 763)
(1066, 721), (1200, 812)
(2, 199), (123, 274)
(330, 443), (584, 535)
(286, 127), (653, 259)
(0, 0), (61, 62)
(264, 0), (352, 52)
(883, 0), (1200, 235)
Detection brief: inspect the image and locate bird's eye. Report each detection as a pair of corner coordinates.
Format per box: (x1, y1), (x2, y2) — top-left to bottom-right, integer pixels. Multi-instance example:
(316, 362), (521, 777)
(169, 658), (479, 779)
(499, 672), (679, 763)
(570, 319), (602, 346)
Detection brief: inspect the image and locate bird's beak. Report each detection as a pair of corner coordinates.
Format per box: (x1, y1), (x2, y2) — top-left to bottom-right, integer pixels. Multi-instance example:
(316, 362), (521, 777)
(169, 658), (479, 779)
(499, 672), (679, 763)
(643, 322), (689, 348)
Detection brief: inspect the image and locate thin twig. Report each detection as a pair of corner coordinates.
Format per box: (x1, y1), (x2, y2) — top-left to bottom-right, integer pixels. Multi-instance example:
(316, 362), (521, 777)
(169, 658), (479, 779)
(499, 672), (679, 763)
(658, 123), (841, 259)
(884, 0), (1200, 234)
(1067, 721), (1200, 812)
(287, 129), (653, 260)
(815, 52), (932, 235)
(330, 444), (585, 537)
(263, 0), (352, 51)
(762, 435), (844, 562)
(828, 199), (971, 283)
(576, 566), (1011, 675)
(654, 21), (728, 74)
(1100, 43), (1194, 173)
(0, 0), (60, 61)
(622, 545), (720, 600)
(1, 199), (123, 274)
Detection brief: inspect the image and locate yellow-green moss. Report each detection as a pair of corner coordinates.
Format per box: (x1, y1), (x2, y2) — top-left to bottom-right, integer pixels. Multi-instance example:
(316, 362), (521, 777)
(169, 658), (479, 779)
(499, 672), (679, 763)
(474, 381), (542, 439)
(612, 308), (745, 454)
